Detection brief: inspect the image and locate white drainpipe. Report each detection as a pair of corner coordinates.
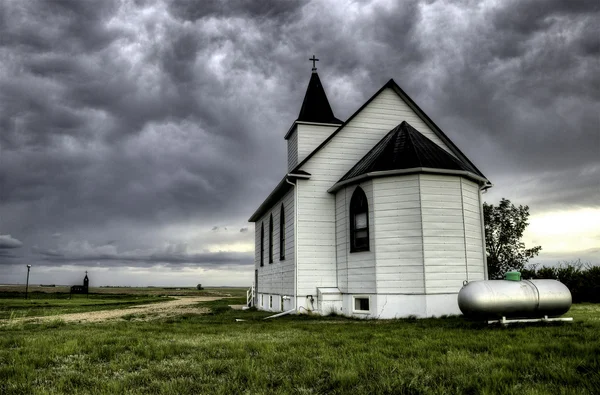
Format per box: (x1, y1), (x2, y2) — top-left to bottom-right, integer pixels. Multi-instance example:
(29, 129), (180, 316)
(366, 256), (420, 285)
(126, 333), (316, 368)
(479, 182), (493, 280)
(264, 309), (296, 320)
(285, 176), (299, 313)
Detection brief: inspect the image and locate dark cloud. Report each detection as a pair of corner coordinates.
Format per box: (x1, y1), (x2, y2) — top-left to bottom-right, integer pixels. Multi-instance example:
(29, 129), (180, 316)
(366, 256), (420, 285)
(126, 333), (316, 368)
(0, 235), (23, 264)
(0, 235), (23, 249)
(32, 244), (252, 268)
(0, 0), (598, 282)
(167, 0), (307, 23)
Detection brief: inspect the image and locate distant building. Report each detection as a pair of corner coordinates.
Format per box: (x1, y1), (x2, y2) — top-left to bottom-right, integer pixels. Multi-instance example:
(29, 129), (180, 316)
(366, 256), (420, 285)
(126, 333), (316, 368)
(248, 60), (492, 318)
(70, 271), (89, 295)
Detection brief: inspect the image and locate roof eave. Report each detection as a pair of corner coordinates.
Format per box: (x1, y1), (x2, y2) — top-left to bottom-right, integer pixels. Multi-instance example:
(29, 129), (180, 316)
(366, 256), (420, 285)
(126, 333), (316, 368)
(328, 168), (490, 193)
(248, 172), (312, 222)
(284, 120), (342, 140)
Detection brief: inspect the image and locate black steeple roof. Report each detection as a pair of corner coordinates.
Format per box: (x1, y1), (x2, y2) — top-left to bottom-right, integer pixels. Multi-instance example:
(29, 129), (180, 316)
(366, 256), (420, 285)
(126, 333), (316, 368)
(296, 72), (342, 124)
(339, 121), (480, 182)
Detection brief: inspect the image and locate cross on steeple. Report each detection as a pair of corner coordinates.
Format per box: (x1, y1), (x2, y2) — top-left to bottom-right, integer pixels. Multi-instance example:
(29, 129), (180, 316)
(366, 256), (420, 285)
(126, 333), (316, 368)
(309, 55), (319, 71)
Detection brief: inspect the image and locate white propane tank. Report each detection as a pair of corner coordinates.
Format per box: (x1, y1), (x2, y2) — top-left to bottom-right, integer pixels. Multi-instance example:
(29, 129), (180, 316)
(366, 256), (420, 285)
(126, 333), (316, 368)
(458, 279), (572, 318)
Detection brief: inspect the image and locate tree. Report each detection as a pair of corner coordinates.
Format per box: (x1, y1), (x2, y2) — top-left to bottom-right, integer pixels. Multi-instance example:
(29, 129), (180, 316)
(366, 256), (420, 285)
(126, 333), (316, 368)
(483, 198), (542, 279)
(196, 284), (203, 290)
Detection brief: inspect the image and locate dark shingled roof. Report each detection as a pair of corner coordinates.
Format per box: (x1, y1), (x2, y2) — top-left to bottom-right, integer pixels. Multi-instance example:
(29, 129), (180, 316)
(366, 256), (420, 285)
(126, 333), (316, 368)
(296, 72), (342, 124)
(339, 121), (480, 182)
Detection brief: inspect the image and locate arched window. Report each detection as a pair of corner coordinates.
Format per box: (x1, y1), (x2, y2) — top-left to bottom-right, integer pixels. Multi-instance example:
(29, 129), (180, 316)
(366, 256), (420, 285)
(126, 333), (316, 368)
(260, 222), (264, 267)
(350, 187), (369, 252)
(269, 214), (273, 263)
(279, 204), (285, 260)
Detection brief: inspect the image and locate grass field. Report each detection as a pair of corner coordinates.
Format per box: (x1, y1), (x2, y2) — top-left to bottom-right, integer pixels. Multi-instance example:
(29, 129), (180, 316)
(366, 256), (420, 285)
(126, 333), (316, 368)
(1, 293), (598, 394)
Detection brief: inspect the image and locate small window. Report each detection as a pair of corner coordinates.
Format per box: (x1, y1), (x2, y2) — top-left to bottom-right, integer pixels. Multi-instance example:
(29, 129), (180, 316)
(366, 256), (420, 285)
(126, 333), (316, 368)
(281, 296), (284, 311)
(269, 214), (273, 263)
(261, 294), (264, 306)
(279, 204), (285, 260)
(269, 295), (273, 309)
(353, 297), (370, 313)
(260, 223), (264, 267)
(350, 187), (369, 252)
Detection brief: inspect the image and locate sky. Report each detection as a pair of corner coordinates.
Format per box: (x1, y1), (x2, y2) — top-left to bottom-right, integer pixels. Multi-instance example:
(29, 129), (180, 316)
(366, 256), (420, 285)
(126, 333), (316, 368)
(1, 0), (598, 287)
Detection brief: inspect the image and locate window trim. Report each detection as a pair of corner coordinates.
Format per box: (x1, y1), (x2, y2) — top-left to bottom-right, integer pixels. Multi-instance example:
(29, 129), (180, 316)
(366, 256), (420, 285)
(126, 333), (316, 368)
(350, 186), (370, 252)
(352, 296), (371, 314)
(260, 223), (264, 267)
(279, 204), (285, 261)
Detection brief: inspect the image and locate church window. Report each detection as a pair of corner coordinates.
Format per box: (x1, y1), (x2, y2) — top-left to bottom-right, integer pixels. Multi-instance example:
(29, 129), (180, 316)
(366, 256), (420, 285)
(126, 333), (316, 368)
(350, 187), (369, 252)
(269, 214), (273, 263)
(279, 204), (285, 260)
(260, 223), (264, 267)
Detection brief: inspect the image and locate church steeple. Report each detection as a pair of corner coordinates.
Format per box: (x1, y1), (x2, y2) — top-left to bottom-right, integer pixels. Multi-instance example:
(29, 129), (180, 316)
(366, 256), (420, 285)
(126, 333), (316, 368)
(296, 57), (342, 125)
(285, 58), (343, 170)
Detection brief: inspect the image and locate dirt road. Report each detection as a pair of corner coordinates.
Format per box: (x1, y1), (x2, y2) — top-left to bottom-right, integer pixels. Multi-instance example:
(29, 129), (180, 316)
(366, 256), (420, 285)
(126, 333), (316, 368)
(5, 296), (224, 324)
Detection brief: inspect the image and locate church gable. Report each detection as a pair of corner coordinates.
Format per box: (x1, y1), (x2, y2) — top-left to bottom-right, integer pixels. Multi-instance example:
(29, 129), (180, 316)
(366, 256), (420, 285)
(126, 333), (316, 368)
(293, 80), (486, 184)
(297, 86), (448, 183)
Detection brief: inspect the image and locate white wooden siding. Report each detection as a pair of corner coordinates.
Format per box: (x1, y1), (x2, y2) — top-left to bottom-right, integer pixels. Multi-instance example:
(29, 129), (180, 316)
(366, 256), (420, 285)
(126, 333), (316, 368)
(297, 88), (457, 297)
(367, 174), (485, 295)
(336, 191), (348, 291)
(419, 174), (488, 293)
(335, 183), (376, 294)
(287, 128), (298, 171)
(461, 178), (486, 281)
(297, 178), (337, 295)
(296, 124), (338, 165)
(372, 176), (425, 294)
(420, 174), (465, 293)
(255, 189), (295, 296)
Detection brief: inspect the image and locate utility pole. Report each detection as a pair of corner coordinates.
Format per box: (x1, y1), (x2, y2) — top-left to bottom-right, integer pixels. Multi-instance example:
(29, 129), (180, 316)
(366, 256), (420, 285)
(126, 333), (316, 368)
(25, 265), (31, 299)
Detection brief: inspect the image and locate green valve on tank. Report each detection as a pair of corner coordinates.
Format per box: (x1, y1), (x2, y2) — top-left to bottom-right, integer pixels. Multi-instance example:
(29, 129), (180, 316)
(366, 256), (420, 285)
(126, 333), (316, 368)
(505, 271), (521, 281)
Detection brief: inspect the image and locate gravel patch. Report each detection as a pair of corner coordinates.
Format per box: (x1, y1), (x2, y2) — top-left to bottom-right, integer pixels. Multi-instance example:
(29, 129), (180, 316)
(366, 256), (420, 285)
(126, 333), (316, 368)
(2, 296), (223, 324)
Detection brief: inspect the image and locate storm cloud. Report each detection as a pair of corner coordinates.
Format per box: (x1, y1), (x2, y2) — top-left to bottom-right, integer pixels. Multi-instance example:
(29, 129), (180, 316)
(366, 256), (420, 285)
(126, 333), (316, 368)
(0, 0), (598, 285)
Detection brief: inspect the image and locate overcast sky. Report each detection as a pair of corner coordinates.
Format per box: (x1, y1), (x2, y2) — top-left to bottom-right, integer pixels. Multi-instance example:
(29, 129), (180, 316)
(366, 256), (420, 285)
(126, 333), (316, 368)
(1, 0), (598, 287)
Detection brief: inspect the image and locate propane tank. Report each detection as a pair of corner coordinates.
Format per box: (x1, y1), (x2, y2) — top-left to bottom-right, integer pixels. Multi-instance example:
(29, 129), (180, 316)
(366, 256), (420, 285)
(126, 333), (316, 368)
(458, 274), (572, 318)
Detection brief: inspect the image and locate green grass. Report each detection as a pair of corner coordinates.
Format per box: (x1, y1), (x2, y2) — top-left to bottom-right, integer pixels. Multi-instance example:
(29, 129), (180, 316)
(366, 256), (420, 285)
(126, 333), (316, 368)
(0, 299), (598, 394)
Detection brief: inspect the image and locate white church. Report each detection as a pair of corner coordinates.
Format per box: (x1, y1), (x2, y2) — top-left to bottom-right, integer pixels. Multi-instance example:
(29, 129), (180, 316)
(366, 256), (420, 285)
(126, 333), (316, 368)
(249, 60), (491, 318)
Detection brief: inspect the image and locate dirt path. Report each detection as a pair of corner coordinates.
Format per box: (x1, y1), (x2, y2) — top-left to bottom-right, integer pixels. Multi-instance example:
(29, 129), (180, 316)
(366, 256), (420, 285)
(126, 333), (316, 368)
(5, 296), (224, 324)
